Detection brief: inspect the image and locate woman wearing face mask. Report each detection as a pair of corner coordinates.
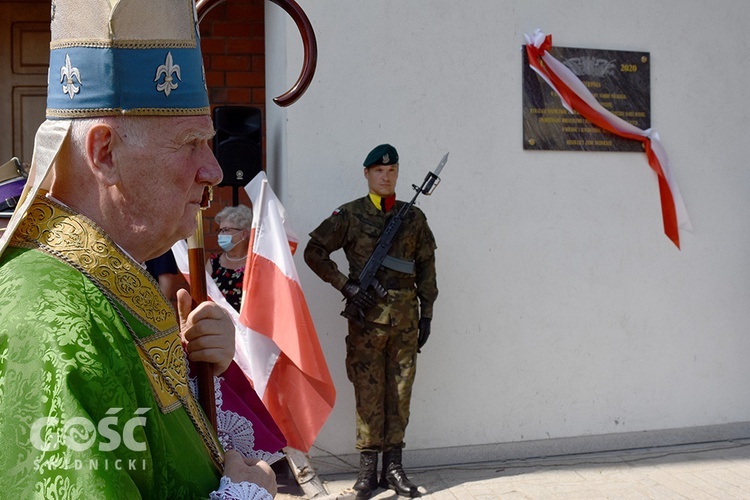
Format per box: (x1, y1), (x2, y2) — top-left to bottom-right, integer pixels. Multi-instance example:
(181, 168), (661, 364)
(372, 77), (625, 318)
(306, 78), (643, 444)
(209, 204), (253, 312)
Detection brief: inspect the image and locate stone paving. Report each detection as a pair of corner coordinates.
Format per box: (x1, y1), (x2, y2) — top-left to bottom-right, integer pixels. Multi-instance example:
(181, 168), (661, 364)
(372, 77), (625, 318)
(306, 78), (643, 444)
(276, 439), (750, 499)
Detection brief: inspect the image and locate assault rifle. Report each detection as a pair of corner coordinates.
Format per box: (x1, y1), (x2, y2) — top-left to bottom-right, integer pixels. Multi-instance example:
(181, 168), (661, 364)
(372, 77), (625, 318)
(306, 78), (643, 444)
(341, 152), (449, 325)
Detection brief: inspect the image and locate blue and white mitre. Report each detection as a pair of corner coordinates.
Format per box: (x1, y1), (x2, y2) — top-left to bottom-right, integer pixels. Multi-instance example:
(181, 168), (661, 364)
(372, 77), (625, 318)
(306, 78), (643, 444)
(47, 0), (209, 117)
(0, 0), (210, 256)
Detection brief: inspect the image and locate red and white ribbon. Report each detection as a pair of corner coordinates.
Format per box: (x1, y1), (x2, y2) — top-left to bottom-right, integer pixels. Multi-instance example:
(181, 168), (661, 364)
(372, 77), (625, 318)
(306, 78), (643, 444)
(525, 30), (691, 248)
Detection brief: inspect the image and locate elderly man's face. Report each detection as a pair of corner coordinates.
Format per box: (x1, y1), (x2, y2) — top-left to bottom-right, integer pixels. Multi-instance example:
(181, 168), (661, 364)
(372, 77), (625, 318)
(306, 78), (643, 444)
(113, 115), (222, 251)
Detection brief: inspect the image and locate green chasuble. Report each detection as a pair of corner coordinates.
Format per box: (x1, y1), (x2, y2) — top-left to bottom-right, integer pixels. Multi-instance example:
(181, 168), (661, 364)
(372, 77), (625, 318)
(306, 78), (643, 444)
(0, 196), (225, 498)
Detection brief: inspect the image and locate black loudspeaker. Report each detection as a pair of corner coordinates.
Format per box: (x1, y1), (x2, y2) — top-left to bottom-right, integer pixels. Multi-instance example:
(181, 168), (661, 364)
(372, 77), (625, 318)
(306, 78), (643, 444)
(213, 106), (263, 187)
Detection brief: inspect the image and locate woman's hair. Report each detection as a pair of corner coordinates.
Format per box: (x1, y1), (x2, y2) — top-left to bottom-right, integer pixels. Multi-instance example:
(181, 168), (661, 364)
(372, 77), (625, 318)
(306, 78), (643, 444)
(215, 204), (253, 230)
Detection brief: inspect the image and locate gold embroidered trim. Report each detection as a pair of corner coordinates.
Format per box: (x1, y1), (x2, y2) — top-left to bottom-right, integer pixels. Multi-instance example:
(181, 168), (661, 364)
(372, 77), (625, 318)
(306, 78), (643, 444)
(51, 39), (197, 50)
(137, 333), (188, 412)
(45, 107), (211, 118)
(10, 196), (186, 411)
(13, 198), (175, 331)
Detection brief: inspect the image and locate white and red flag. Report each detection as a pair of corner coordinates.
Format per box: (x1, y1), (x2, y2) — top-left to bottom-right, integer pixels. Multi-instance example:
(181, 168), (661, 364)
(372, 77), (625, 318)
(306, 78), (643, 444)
(173, 172), (335, 453)
(237, 172), (336, 453)
(524, 30), (691, 248)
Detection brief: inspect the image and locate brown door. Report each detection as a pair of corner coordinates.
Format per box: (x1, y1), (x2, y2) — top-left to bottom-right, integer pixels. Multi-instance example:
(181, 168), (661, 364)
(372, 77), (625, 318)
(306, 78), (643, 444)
(0, 1), (50, 166)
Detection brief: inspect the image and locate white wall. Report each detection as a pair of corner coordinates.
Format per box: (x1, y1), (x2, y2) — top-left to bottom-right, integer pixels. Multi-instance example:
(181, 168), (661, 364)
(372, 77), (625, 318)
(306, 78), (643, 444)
(266, 0), (750, 467)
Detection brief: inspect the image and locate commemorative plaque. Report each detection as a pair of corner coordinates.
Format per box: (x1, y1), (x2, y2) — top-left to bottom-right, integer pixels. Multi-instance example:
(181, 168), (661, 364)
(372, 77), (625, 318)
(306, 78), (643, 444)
(522, 46), (650, 152)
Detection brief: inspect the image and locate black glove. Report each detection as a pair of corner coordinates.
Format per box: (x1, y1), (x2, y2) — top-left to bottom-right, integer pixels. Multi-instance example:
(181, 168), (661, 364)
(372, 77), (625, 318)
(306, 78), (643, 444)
(341, 279), (375, 309)
(417, 317), (432, 350)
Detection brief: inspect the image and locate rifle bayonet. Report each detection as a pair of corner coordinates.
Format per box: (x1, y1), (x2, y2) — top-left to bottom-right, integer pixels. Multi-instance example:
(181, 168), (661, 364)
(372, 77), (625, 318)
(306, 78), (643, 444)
(418, 152), (449, 195)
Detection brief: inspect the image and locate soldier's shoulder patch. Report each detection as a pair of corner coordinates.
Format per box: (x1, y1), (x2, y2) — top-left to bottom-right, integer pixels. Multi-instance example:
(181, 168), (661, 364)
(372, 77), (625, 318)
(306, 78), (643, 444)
(332, 207), (344, 216)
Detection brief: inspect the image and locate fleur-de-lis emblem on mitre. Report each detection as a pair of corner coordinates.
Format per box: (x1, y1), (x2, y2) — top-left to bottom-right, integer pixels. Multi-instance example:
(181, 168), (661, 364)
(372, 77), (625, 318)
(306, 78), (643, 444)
(60, 53), (81, 99)
(155, 52), (181, 96)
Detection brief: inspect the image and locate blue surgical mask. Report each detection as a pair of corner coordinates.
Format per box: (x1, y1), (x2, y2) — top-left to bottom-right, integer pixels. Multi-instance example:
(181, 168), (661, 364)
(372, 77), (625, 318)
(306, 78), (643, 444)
(217, 234), (237, 252)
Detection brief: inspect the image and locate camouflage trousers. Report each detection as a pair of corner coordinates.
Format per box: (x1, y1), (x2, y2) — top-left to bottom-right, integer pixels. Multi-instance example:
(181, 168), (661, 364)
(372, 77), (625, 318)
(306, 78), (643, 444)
(346, 317), (419, 452)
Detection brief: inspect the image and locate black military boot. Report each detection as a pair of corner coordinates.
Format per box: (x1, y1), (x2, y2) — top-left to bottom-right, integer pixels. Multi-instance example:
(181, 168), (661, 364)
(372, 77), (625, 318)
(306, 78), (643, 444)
(352, 451), (379, 499)
(379, 448), (420, 497)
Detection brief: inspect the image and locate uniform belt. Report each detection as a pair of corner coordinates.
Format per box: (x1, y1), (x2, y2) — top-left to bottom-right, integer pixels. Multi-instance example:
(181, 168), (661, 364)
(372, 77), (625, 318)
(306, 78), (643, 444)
(381, 276), (415, 290)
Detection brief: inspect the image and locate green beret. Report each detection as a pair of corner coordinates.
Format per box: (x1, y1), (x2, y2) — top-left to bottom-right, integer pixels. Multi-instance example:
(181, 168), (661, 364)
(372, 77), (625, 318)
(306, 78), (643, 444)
(363, 144), (399, 167)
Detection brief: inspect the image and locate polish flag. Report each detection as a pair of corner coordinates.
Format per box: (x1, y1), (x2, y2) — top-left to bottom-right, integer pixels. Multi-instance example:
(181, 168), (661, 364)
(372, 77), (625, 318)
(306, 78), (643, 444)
(238, 172), (336, 453)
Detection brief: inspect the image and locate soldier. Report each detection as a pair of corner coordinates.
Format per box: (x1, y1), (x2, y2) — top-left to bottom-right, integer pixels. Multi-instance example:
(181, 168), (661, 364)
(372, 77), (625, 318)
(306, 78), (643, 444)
(304, 144), (438, 498)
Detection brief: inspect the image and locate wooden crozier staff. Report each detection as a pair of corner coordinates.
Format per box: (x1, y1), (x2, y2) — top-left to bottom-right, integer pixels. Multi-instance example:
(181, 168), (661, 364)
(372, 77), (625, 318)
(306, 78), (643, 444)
(187, 186), (218, 430)
(191, 1), (326, 494)
(191, 0), (319, 431)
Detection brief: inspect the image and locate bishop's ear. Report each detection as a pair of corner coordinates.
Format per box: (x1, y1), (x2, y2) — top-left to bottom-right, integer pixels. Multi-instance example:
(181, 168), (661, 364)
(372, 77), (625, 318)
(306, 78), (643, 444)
(85, 123), (120, 185)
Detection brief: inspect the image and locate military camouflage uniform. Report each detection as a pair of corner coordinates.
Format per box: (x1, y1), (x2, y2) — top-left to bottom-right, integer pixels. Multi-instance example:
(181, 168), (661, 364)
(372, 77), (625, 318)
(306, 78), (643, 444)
(304, 195), (438, 452)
